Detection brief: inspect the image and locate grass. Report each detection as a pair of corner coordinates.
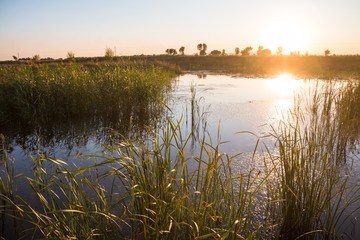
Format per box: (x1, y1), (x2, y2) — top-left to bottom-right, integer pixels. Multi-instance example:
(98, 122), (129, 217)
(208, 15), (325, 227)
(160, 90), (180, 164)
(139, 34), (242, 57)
(1, 63), (360, 239)
(3, 55), (360, 80)
(0, 60), (178, 124)
(130, 55), (360, 80)
(265, 81), (360, 239)
(0, 116), (265, 239)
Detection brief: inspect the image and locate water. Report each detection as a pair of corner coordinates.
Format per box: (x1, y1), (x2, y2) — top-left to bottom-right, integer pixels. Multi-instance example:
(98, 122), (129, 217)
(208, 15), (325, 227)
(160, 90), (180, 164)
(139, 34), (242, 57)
(0, 73), (345, 186)
(1, 73), (359, 238)
(2, 73), (313, 164)
(168, 73), (322, 154)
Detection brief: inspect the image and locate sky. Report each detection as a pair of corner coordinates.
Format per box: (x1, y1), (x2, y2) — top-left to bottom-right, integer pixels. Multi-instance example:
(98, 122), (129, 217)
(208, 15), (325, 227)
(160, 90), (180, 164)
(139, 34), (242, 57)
(0, 0), (360, 60)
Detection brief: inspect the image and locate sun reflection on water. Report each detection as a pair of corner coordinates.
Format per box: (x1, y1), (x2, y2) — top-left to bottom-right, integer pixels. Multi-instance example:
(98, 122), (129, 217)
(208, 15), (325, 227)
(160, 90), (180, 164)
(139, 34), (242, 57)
(268, 73), (301, 97)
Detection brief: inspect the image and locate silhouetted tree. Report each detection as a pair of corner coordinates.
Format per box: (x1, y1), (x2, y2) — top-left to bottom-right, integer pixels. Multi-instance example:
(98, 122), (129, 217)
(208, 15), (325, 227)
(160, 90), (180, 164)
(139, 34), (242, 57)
(67, 51), (75, 59)
(179, 46), (185, 55)
(222, 49), (226, 56)
(197, 44), (203, 53)
(166, 49), (177, 55)
(256, 46), (272, 56)
(203, 44), (207, 52)
(210, 50), (221, 56)
(241, 47), (253, 56)
(32, 54), (40, 62)
(276, 46), (283, 56)
(105, 48), (114, 59)
(12, 55), (18, 61)
(325, 49), (331, 56)
(235, 47), (240, 55)
(262, 49), (272, 56)
(257, 45), (264, 56)
(197, 43), (207, 55)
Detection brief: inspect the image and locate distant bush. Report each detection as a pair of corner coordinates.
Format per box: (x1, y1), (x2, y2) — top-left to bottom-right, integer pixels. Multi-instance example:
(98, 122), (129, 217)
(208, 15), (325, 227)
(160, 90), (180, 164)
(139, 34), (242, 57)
(67, 51), (75, 60)
(105, 48), (115, 59)
(210, 50), (221, 56)
(32, 54), (40, 62)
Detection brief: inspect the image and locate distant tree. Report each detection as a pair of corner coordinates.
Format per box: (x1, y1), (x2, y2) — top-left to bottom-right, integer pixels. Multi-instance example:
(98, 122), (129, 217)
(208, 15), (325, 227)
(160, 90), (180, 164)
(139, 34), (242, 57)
(325, 49), (331, 56)
(105, 48), (114, 59)
(197, 44), (203, 53)
(197, 43), (207, 55)
(261, 49), (272, 56)
(305, 51), (309, 56)
(235, 47), (240, 55)
(210, 50), (221, 56)
(222, 49), (226, 56)
(276, 46), (283, 56)
(203, 44), (207, 52)
(170, 49), (177, 55)
(166, 49), (177, 55)
(241, 46), (253, 56)
(12, 55), (18, 61)
(257, 45), (264, 56)
(179, 46), (185, 55)
(67, 51), (75, 59)
(32, 54), (40, 62)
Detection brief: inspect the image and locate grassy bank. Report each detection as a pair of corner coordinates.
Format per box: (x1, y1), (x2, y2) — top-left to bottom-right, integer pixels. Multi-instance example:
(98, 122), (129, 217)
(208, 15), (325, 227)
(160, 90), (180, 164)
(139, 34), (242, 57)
(3, 55), (359, 80)
(0, 60), (178, 124)
(131, 55), (360, 79)
(1, 80), (360, 239)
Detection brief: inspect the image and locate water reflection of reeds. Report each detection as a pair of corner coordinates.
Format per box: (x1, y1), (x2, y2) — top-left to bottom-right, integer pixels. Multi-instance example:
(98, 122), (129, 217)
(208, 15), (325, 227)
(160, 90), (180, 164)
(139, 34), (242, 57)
(0, 61), (175, 152)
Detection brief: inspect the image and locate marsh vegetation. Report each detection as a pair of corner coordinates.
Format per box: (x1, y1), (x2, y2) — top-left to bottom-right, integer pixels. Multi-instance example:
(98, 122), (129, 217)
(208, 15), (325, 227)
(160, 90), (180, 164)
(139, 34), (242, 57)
(131, 55), (360, 80)
(0, 60), (360, 239)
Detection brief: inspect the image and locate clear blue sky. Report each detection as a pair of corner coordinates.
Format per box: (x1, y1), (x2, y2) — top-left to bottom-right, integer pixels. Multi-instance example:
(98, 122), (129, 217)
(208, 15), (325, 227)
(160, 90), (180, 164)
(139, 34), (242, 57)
(1, 0), (359, 60)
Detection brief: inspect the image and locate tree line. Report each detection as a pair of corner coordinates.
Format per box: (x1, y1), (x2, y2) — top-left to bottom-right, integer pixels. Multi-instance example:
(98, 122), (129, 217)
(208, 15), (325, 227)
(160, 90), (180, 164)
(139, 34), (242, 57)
(164, 44), (333, 56)
(10, 46), (334, 62)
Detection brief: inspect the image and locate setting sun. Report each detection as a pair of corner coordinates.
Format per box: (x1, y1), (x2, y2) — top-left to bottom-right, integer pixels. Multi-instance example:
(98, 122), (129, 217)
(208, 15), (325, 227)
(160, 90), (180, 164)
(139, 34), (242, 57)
(262, 16), (309, 55)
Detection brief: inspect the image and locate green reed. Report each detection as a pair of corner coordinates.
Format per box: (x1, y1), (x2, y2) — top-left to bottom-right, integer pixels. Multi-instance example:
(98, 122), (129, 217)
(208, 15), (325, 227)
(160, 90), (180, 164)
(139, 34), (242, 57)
(265, 81), (360, 239)
(0, 114), (264, 239)
(0, 61), (175, 123)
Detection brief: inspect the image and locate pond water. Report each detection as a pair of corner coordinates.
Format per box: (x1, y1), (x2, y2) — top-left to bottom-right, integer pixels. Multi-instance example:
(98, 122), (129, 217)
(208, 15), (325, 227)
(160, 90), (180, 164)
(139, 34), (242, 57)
(2, 73), (323, 172)
(4, 73), (359, 183)
(1, 73), (360, 238)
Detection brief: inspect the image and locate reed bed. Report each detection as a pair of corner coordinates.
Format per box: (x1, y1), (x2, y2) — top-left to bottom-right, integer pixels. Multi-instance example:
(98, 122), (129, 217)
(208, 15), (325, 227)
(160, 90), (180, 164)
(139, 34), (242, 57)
(0, 61), (176, 123)
(265, 80), (360, 239)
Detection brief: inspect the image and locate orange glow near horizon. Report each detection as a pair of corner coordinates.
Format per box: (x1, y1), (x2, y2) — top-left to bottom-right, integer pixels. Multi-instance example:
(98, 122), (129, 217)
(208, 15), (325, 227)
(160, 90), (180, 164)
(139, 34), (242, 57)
(262, 16), (309, 55)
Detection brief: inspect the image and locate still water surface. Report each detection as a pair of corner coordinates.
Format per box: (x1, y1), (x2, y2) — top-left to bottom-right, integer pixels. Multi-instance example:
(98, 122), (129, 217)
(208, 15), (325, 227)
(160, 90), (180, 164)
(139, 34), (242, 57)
(2, 73), (335, 174)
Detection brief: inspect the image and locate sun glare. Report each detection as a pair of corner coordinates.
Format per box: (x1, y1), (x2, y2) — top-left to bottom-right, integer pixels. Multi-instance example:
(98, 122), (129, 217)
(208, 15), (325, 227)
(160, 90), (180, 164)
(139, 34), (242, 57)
(268, 74), (300, 96)
(262, 16), (309, 54)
